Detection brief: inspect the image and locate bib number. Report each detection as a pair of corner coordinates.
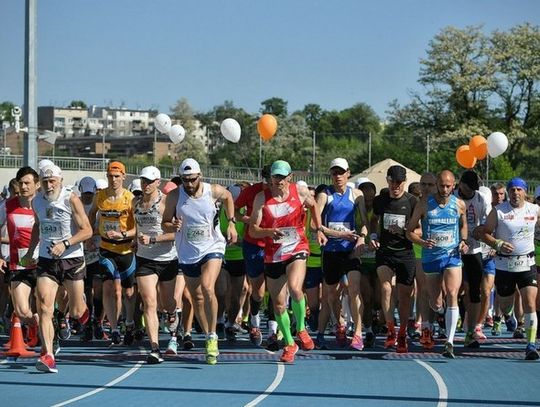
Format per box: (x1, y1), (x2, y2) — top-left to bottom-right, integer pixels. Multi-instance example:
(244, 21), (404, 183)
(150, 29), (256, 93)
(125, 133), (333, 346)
(274, 227), (299, 245)
(383, 214), (406, 233)
(187, 225), (211, 242)
(430, 231), (454, 247)
(103, 221), (120, 233)
(328, 222), (351, 232)
(41, 221), (62, 239)
(507, 257), (532, 272)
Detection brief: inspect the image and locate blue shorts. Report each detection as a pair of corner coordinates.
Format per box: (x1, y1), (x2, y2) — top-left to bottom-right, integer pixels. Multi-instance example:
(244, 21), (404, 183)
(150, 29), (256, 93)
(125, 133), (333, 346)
(483, 258), (495, 276)
(304, 267), (323, 289)
(179, 253), (224, 278)
(242, 241), (265, 279)
(422, 252), (462, 274)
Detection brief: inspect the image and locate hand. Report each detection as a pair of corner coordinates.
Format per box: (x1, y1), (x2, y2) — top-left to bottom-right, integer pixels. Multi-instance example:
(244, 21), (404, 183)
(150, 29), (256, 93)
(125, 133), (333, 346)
(341, 230), (359, 242)
(138, 233), (151, 245)
(106, 230), (122, 240)
(499, 241), (514, 255)
(317, 230), (328, 246)
(0, 258), (6, 273)
(172, 216), (182, 232)
(48, 242), (66, 258)
(227, 223), (238, 245)
(422, 239), (436, 249)
(459, 240), (469, 255)
(271, 228), (284, 241)
(353, 239), (366, 256)
(369, 239), (380, 251)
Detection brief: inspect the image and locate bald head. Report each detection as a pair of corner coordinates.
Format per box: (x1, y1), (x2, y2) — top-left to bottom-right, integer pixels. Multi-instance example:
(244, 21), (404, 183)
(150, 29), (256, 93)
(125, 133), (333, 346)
(436, 170), (455, 198)
(438, 170), (455, 183)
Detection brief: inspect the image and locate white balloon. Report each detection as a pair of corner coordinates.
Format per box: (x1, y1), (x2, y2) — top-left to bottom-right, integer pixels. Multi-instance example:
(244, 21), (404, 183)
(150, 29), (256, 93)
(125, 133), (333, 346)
(220, 118), (241, 143)
(155, 113), (172, 134)
(168, 124), (185, 144)
(487, 132), (508, 158)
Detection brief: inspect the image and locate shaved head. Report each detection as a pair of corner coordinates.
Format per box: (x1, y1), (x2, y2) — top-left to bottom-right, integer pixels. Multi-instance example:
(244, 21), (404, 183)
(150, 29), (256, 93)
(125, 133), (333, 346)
(436, 170), (455, 199)
(438, 170), (455, 183)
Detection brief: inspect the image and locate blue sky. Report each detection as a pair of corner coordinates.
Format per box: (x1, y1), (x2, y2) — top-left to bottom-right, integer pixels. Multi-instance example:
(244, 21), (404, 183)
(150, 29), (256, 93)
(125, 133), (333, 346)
(1, 0), (539, 119)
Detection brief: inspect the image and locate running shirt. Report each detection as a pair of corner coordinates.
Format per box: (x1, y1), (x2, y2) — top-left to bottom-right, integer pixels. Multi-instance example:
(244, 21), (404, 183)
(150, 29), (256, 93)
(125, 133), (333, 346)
(220, 207), (244, 261)
(33, 187), (84, 259)
(96, 188), (135, 255)
(1, 197), (38, 270)
(455, 190), (491, 254)
(175, 182), (226, 264)
(235, 182), (265, 247)
(322, 185), (357, 252)
(134, 191), (176, 262)
(373, 190), (417, 252)
(305, 210), (321, 268)
(260, 183), (309, 263)
(421, 194), (460, 262)
(494, 201), (538, 272)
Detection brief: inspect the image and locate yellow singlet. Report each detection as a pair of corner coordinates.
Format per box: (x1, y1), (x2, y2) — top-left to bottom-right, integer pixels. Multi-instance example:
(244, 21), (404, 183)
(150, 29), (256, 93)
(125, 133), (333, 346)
(96, 189), (135, 254)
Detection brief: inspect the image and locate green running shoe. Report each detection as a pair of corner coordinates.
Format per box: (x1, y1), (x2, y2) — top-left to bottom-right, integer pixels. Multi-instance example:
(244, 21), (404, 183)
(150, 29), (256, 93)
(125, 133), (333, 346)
(205, 337), (219, 365)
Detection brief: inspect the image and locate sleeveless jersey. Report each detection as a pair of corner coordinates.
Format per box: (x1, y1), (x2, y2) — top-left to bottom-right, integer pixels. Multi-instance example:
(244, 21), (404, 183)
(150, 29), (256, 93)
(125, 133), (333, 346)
(220, 208), (244, 261)
(96, 188), (134, 255)
(134, 191), (176, 262)
(260, 183), (309, 263)
(234, 182), (265, 247)
(455, 190), (491, 254)
(322, 185), (357, 252)
(421, 194), (460, 262)
(4, 197), (38, 270)
(33, 187), (84, 259)
(175, 182), (225, 264)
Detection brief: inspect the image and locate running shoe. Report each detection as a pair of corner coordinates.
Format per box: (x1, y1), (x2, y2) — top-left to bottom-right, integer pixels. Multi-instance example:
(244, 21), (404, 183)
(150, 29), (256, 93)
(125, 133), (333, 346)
(296, 329), (315, 351)
(134, 328), (145, 342)
(111, 330), (122, 345)
(315, 333), (328, 350)
(147, 349), (164, 364)
(165, 338), (178, 355)
(406, 319), (417, 339)
(525, 344), (539, 360)
(396, 333), (408, 353)
(513, 327), (525, 339)
(57, 317), (71, 340)
(420, 328), (435, 350)
(350, 334), (364, 351)
(205, 337), (219, 365)
(232, 323), (248, 335)
(266, 333), (280, 351)
(53, 338), (61, 356)
(225, 326), (237, 342)
(441, 342), (455, 359)
(123, 326), (135, 346)
(464, 332), (480, 348)
(36, 354), (58, 373)
(491, 319), (502, 336)
(384, 330), (397, 348)
(249, 327), (263, 347)
(505, 314), (517, 332)
(484, 315), (494, 328)
(80, 324), (93, 342)
(182, 334), (194, 350)
(364, 331), (375, 348)
(216, 323), (226, 340)
(280, 343), (299, 363)
(335, 324), (348, 348)
(473, 327), (487, 341)
(93, 320), (104, 340)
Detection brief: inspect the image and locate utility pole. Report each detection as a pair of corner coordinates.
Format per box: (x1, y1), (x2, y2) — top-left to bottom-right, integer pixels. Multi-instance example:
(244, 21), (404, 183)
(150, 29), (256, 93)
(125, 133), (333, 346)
(23, 0), (38, 169)
(368, 132), (372, 168)
(426, 133), (430, 172)
(312, 130), (316, 174)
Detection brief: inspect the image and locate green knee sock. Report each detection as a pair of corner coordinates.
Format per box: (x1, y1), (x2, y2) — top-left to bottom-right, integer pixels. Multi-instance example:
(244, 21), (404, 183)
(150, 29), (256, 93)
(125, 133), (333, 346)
(292, 297), (307, 332)
(275, 311), (294, 346)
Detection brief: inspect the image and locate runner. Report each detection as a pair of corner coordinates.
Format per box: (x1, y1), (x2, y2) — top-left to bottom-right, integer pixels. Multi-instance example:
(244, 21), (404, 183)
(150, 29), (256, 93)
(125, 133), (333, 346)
(407, 170), (469, 358)
(21, 164), (92, 373)
(162, 158), (237, 365)
(250, 160), (325, 363)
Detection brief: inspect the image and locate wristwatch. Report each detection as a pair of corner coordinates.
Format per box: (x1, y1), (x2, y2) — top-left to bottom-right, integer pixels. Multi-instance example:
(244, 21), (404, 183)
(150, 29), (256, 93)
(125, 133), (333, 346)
(149, 236), (157, 245)
(62, 240), (71, 249)
(228, 217), (237, 224)
(121, 231), (127, 238)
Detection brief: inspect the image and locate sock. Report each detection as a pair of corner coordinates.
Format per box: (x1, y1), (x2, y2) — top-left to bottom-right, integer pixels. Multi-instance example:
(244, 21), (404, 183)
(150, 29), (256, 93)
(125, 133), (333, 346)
(525, 312), (538, 345)
(250, 313), (261, 329)
(268, 319), (278, 335)
(446, 306), (459, 344)
(167, 311), (179, 337)
(275, 311), (294, 346)
(79, 308), (90, 326)
(292, 297), (307, 332)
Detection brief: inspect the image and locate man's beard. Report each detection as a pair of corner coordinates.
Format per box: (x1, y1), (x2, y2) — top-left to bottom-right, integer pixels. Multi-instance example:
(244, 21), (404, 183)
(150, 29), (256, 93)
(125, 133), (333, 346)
(45, 189), (60, 202)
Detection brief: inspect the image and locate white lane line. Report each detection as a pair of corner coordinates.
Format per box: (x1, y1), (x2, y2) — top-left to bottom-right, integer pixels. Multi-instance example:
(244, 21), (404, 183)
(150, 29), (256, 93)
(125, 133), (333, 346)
(415, 360), (448, 407)
(51, 351), (145, 407)
(244, 361), (285, 407)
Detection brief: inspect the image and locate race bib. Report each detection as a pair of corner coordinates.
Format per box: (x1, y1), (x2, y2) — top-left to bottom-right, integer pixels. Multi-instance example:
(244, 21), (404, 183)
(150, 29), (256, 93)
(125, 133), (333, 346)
(383, 214), (406, 232)
(103, 220), (120, 233)
(187, 225), (211, 242)
(137, 215), (158, 227)
(328, 222), (351, 232)
(507, 256), (533, 272)
(430, 231), (454, 247)
(41, 220), (63, 239)
(274, 227), (299, 245)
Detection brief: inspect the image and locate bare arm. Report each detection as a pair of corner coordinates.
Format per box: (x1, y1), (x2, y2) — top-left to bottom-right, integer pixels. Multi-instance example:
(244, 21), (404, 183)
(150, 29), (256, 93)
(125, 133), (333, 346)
(249, 191), (275, 240)
(457, 198), (469, 254)
(406, 198), (432, 248)
(161, 188), (181, 233)
(298, 184), (327, 246)
(212, 184), (237, 244)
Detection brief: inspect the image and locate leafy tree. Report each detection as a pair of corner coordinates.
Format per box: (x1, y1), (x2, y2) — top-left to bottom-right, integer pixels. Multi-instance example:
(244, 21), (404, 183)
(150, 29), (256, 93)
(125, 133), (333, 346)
(69, 100), (87, 109)
(260, 97), (288, 117)
(0, 101), (15, 123)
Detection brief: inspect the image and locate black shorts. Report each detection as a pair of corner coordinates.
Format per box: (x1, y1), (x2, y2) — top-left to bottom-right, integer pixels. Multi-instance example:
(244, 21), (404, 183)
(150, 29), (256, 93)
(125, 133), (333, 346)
(462, 252), (483, 303)
(223, 259), (246, 277)
(375, 249), (416, 286)
(100, 249), (136, 289)
(10, 268), (37, 288)
(37, 256), (86, 285)
(495, 266), (537, 297)
(322, 250), (361, 285)
(265, 252), (308, 280)
(84, 261), (104, 288)
(135, 256), (177, 282)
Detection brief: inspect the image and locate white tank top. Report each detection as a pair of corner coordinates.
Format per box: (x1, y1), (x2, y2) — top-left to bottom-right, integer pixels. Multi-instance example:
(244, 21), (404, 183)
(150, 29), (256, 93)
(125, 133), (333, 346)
(33, 187), (84, 259)
(175, 182), (225, 264)
(456, 191), (491, 254)
(135, 191), (176, 262)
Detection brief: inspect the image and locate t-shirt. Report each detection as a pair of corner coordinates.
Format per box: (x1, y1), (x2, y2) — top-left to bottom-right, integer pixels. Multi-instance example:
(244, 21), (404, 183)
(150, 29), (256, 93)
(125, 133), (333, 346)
(373, 191), (417, 252)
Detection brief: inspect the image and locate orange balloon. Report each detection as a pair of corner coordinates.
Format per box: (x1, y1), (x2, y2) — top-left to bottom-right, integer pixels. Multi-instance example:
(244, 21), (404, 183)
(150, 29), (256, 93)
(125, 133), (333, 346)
(257, 114), (278, 141)
(456, 145), (477, 169)
(469, 135), (488, 160)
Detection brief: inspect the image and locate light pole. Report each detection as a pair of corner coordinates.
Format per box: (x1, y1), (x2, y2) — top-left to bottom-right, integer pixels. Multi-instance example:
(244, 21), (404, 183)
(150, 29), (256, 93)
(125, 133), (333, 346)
(312, 130), (316, 174)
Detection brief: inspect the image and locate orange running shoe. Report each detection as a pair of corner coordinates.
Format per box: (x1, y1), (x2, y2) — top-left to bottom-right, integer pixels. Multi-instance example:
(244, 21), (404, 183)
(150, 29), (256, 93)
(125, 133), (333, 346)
(296, 329), (314, 351)
(420, 327), (435, 350)
(280, 343), (299, 363)
(384, 329), (397, 348)
(396, 333), (408, 353)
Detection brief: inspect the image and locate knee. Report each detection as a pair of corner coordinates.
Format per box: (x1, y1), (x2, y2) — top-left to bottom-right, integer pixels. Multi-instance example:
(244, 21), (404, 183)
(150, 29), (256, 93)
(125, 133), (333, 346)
(200, 284), (214, 299)
(14, 304), (32, 319)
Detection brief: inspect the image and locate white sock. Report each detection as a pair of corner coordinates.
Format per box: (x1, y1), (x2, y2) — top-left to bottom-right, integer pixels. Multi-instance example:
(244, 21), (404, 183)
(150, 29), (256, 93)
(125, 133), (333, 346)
(250, 313), (260, 328)
(268, 320), (278, 335)
(446, 306), (459, 344)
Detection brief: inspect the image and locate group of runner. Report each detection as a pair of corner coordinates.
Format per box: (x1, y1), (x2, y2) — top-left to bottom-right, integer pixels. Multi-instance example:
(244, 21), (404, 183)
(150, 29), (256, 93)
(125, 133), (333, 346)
(0, 156), (539, 373)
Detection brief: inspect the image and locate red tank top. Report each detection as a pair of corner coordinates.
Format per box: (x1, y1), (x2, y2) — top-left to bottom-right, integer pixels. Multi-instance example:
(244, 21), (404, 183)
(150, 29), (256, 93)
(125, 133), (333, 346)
(6, 197), (36, 270)
(260, 183), (309, 263)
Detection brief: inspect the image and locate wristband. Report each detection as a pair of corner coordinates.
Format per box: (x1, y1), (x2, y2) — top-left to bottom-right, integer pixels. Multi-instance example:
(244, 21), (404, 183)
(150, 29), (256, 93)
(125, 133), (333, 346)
(228, 217), (237, 224)
(317, 226), (324, 233)
(121, 231), (127, 238)
(494, 239), (504, 251)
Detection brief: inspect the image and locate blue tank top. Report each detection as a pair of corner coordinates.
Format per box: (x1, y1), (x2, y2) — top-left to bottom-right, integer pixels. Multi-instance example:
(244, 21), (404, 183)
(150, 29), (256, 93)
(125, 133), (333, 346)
(322, 186), (357, 252)
(422, 194), (460, 262)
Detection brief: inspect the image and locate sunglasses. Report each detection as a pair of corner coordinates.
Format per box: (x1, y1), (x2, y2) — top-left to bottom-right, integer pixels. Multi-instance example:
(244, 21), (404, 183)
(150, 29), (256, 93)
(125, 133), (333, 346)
(182, 176), (200, 184)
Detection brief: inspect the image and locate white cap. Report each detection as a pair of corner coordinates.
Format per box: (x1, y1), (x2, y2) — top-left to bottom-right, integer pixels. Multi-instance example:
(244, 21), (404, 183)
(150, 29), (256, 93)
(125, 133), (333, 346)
(329, 158), (349, 171)
(79, 176), (97, 193)
(179, 158), (201, 176)
(38, 159), (55, 171)
(535, 186), (540, 199)
(140, 166), (161, 181)
(355, 177), (372, 188)
(129, 179), (142, 193)
(228, 185), (242, 201)
(296, 180), (308, 188)
(39, 165), (62, 179)
(95, 178), (108, 190)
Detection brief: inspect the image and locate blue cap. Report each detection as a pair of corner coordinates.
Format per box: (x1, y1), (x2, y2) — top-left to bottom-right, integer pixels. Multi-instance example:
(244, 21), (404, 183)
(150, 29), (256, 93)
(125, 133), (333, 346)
(507, 177), (527, 191)
(270, 160), (292, 177)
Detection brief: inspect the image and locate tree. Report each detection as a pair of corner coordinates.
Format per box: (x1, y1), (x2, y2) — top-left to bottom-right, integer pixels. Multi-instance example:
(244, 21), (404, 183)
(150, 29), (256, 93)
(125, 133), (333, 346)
(260, 97), (288, 117)
(0, 101), (15, 123)
(69, 100), (87, 109)
(170, 97), (198, 134)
